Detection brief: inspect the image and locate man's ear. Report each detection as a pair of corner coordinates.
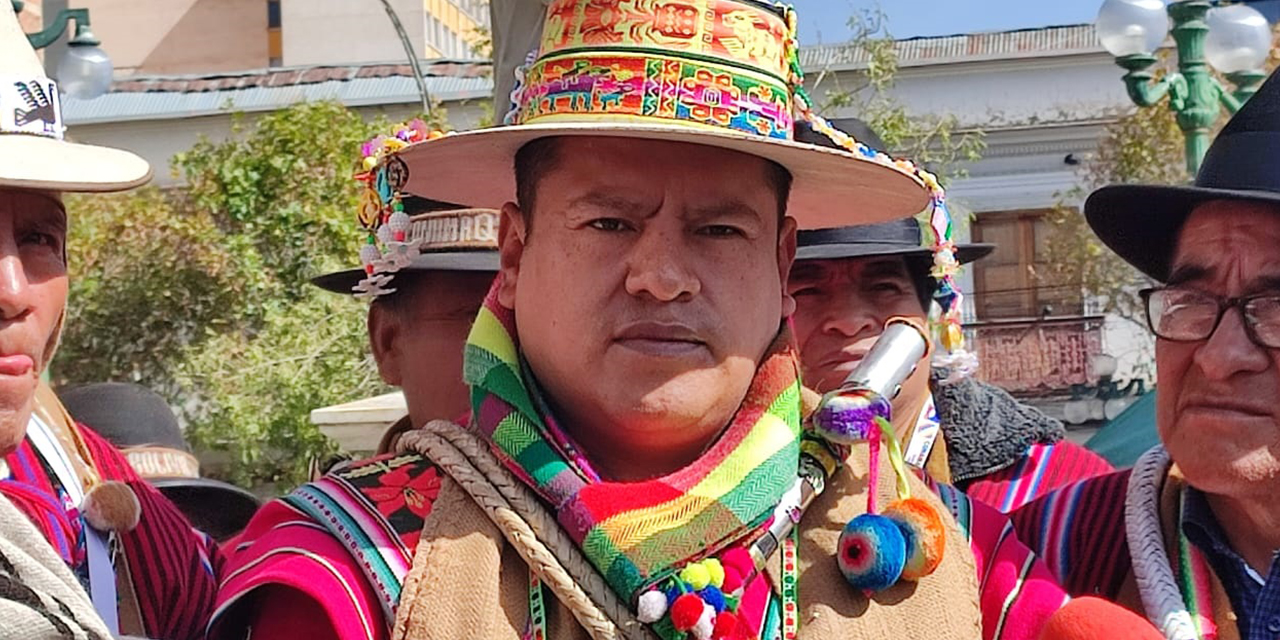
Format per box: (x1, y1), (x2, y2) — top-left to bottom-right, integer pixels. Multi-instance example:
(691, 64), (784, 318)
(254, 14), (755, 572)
(497, 202), (528, 309)
(368, 304), (403, 386)
(778, 215), (798, 319)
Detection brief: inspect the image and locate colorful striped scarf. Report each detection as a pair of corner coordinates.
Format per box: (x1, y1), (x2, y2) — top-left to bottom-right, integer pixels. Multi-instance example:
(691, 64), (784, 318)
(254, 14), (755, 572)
(463, 280), (802, 602)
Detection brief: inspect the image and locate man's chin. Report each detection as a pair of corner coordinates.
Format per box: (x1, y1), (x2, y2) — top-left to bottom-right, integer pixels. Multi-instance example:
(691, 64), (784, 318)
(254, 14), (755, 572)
(0, 400), (34, 458)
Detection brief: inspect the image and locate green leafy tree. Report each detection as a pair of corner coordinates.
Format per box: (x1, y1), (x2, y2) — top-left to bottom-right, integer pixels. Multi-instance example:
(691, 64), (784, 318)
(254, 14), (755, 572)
(55, 101), (417, 489)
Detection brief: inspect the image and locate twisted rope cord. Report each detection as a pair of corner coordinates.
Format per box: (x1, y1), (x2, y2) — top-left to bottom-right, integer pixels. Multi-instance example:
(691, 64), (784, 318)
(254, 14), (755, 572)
(399, 422), (656, 640)
(1125, 445), (1198, 640)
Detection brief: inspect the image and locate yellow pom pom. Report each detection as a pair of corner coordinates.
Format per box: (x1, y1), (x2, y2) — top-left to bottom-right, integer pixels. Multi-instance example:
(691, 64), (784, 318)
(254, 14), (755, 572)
(680, 563), (711, 590)
(941, 324), (964, 352)
(362, 156), (378, 171)
(703, 559), (725, 588)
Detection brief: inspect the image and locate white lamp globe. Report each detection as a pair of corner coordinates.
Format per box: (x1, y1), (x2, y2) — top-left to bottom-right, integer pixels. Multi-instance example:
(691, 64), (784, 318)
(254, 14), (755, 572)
(1205, 4), (1272, 74)
(57, 43), (114, 100)
(1090, 353), (1119, 379)
(1063, 399), (1091, 425)
(1096, 0), (1169, 57)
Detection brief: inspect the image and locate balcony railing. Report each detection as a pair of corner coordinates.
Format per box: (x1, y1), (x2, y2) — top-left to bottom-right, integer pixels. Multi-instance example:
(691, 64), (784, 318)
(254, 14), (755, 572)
(963, 314), (1105, 396)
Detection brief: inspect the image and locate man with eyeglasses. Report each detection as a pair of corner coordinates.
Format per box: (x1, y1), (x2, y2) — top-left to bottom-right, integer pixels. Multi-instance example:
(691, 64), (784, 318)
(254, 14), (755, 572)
(1010, 69), (1280, 640)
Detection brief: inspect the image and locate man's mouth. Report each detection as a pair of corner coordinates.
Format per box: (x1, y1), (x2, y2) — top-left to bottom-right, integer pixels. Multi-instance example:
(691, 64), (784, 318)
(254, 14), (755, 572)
(0, 354), (35, 377)
(613, 322), (707, 356)
(1181, 396), (1271, 418)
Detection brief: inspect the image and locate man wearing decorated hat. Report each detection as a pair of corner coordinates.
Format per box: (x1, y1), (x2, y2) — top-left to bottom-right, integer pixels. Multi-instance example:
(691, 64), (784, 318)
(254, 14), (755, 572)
(789, 120), (1112, 513)
(311, 193), (500, 453)
(0, 8), (222, 640)
(1010, 69), (1280, 640)
(213, 3), (1072, 639)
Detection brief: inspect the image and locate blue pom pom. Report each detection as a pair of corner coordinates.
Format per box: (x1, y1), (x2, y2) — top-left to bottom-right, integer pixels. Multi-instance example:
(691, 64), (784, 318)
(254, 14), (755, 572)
(837, 514), (906, 592)
(698, 586), (727, 613)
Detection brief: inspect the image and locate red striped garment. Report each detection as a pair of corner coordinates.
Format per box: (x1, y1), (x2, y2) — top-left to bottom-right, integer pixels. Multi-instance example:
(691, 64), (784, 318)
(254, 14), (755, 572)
(961, 442), (1115, 513)
(2, 424), (224, 640)
(1006, 469), (1133, 598)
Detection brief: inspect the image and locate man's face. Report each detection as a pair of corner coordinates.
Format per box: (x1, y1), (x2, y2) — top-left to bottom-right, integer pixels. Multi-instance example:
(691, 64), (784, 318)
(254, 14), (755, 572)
(789, 256), (926, 392)
(0, 190), (68, 456)
(1158, 200), (1280, 498)
(497, 137), (796, 473)
(369, 270), (493, 425)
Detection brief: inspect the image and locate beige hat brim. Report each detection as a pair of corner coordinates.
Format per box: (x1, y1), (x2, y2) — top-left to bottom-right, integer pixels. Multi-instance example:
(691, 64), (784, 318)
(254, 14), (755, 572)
(397, 123), (932, 230)
(0, 134), (151, 193)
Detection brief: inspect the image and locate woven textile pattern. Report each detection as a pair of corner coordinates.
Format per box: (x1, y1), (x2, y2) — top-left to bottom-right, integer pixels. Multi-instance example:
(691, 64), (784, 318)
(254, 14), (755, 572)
(539, 0), (790, 79)
(463, 278), (802, 601)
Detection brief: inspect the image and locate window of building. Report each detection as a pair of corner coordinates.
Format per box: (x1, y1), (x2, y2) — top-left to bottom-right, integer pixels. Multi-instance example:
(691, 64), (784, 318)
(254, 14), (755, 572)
(267, 0), (281, 28)
(970, 209), (1084, 320)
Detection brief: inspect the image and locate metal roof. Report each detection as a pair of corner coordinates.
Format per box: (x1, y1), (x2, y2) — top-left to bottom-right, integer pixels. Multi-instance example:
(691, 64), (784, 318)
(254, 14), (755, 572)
(65, 23), (1106, 125)
(800, 24), (1103, 70)
(64, 60), (495, 125)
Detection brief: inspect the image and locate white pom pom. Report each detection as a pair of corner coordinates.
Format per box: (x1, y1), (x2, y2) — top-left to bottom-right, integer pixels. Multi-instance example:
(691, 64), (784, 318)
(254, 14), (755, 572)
(388, 210), (411, 233)
(691, 603), (716, 640)
(377, 223), (394, 244)
(636, 590), (668, 624)
(359, 243), (381, 266)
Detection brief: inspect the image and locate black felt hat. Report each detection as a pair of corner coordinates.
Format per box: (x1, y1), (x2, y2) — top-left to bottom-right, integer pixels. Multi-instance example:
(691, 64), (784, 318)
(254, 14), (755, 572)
(1085, 68), (1280, 282)
(312, 196), (500, 295)
(796, 217), (994, 264)
(793, 117), (993, 264)
(59, 382), (261, 541)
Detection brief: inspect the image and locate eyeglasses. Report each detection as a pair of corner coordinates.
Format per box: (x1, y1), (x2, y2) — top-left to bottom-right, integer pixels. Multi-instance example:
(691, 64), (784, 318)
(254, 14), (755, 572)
(1140, 287), (1280, 348)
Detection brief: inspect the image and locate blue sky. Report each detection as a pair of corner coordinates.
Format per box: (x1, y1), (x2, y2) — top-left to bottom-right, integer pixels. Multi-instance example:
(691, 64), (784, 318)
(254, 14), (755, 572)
(786, 0), (1102, 45)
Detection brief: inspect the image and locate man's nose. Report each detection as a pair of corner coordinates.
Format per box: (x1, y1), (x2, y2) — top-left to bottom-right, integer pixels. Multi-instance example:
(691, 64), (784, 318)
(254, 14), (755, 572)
(819, 291), (880, 339)
(1193, 307), (1270, 380)
(624, 227), (701, 302)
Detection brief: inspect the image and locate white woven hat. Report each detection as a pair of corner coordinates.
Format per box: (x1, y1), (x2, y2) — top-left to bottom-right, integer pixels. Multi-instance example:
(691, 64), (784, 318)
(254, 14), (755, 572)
(0, 8), (149, 192)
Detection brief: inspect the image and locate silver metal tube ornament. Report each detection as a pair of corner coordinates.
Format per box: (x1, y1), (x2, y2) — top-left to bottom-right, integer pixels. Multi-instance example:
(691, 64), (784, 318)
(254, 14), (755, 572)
(811, 317), (932, 445)
(747, 317), (932, 571)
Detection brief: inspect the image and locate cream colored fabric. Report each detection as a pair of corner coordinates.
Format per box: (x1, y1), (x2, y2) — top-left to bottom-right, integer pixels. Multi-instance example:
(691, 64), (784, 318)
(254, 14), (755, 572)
(0, 493), (112, 640)
(778, 440), (981, 639)
(393, 437), (983, 640)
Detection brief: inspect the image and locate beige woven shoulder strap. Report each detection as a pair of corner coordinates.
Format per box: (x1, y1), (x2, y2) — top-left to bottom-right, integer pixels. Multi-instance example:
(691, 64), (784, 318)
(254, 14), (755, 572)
(396, 421), (656, 640)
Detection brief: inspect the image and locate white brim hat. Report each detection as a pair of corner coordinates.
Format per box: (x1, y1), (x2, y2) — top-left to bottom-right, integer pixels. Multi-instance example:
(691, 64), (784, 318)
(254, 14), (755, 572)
(0, 9), (150, 192)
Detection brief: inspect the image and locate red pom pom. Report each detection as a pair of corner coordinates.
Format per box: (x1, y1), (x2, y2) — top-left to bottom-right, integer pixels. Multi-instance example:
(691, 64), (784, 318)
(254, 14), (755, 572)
(719, 548), (754, 578)
(721, 566), (744, 594)
(670, 593), (704, 632)
(711, 611), (739, 639)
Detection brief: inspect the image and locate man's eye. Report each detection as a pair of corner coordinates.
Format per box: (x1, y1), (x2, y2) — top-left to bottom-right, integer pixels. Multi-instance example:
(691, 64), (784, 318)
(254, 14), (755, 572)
(21, 232), (57, 248)
(698, 225), (743, 237)
(588, 219), (629, 232)
(870, 281), (906, 294)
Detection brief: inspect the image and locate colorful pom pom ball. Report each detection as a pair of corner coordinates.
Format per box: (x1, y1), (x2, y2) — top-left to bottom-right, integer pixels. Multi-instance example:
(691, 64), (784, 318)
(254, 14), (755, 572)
(636, 589), (668, 624)
(680, 563), (712, 591)
(703, 558), (726, 588)
(883, 498), (947, 581)
(811, 390), (892, 444)
(711, 611), (739, 640)
(697, 586), (726, 613)
(837, 513), (906, 592)
(670, 593), (705, 632)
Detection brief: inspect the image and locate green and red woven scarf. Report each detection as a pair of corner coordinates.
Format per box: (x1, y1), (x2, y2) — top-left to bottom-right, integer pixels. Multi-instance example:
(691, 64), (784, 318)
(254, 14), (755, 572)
(463, 279), (802, 604)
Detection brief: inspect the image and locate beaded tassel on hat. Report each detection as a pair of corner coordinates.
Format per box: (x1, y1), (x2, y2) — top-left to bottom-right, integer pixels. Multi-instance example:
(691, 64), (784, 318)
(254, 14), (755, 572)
(351, 119), (448, 299)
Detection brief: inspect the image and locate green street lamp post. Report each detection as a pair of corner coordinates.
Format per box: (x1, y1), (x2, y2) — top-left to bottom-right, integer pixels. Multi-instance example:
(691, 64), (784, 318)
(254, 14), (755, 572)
(11, 0), (115, 99)
(1095, 0), (1272, 176)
